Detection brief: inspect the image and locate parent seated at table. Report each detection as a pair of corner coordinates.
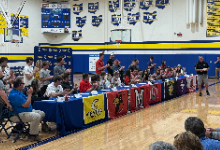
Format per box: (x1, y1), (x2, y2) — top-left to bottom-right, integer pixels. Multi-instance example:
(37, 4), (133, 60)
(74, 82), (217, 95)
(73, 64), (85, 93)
(124, 69), (136, 85)
(131, 69), (141, 83)
(61, 73), (78, 95)
(111, 71), (122, 87)
(46, 76), (68, 98)
(79, 73), (98, 93)
(9, 77), (49, 142)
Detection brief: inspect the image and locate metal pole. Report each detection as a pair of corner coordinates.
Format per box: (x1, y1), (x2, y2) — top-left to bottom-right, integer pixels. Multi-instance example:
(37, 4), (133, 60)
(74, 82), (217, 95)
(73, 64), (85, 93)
(121, 0), (123, 28)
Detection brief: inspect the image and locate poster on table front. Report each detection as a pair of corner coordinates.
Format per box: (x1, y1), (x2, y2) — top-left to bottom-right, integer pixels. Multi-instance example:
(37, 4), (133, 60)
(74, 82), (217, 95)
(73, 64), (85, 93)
(83, 94), (105, 124)
(146, 83), (161, 104)
(176, 77), (187, 96)
(164, 79), (177, 99)
(89, 54), (99, 73)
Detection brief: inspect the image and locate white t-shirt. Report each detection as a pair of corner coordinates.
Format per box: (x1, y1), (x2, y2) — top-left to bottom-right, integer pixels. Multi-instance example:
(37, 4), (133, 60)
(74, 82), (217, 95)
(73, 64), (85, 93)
(23, 65), (34, 86)
(46, 82), (63, 97)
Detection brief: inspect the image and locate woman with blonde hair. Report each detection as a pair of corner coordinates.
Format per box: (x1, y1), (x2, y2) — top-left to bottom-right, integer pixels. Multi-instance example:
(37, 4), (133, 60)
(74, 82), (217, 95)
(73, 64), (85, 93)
(173, 131), (203, 150)
(34, 60), (43, 80)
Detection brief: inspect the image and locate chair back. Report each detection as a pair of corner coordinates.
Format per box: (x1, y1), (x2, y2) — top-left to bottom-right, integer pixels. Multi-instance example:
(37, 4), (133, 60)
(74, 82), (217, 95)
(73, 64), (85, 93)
(0, 103), (9, 122)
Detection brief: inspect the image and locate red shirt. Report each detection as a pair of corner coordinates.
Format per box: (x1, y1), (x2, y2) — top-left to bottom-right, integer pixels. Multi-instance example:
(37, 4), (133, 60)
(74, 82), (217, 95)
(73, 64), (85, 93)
(96, 59), (104, 74)
(79, 79), (92, 93)
(125, 76), (131, 85)
(161, 65), (166, 69)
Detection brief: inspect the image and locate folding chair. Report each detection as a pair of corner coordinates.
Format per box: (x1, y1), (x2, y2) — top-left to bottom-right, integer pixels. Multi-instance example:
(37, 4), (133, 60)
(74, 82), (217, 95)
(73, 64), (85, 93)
(0, 103), (11, 138)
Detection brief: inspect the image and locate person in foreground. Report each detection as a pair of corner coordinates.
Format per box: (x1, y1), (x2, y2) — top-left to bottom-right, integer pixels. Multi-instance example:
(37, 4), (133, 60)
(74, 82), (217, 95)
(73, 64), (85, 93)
(195, 56), (210, 96)
(184, 117), (220, 150)
(8, 77), (48, 142)
(149, 141), (177, 150)
(173, 131), (203, 150)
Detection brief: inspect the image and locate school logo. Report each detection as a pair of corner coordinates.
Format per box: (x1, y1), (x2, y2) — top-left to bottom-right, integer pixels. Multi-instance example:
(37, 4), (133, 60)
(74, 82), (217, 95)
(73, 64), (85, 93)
(62, 49), (67, 52)
(53, 49), (58, 52)
(109, 0), (119, 12)
(127, 12), (140, 25)
(68, 49), (71, 53)
(134, 88), (144, 108)
(92, 15), (102, 27)
(140, 0), (153, 10)
(49, 48), (52, 52)
(38, 48), (41, 52)
(76, 16), (86, 28)
(150, 85), (158, 101)
(44, 55), (47, 59)
(86, 99), (102, 119)
(59, 49), (62, 53)
(42, 48), (47, 51)
(64, 55), (66, 58)
(72, 30), (82, 41)
(111, 14), (121, 26)
(143, 11), (157, 25)
(48, 56), (53, 58)
(156, 0), (169, 9)
(68, 61), (71, 65)
(54, 55), (57, 59)
(88, 2), (99, 14)
(73, 3), (83, 15)
(38, 56), (43, 58)
(49, 61), (52, 66)
(54, 62), (57, 65)
(124, 0), (136, 11)
(67, 56), (71, 58)
(113, 92), (124, 116)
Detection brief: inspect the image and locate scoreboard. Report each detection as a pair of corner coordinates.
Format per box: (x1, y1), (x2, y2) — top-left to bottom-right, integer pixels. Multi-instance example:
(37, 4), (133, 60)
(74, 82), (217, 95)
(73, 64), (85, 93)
(41, 3), (71, 33)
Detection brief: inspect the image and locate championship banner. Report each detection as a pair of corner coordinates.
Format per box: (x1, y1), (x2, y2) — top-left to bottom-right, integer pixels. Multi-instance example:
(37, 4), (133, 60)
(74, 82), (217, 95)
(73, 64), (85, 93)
(143, 11), (157, 25)
(109, 0), (119, 12)
(176, 77), (187, 96)
(73, 3), (83, 15)
(146, 83), (161, 104)
(83, 94), (105, 124)
(0, 14), (7, 34)
(156, 0), (170, 9)
(76, 16), (86, 28)
(20, 15), (29, 37)
(164, 79), (177, 100)
(124, 0), (136, 11)
(127, 12), (140, 25)
(107, 90), (128, 119)
(140, 0), (153, 10)
(72, 30), (82, 41)
(111, 14), (121, 26)
(88, 2), (99, 14)
(186, 76), (196, 93)
(92, 15), (102, 27)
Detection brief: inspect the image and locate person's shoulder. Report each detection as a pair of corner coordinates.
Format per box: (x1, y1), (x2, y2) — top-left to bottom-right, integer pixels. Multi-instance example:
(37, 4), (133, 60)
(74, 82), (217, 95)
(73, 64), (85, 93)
(54, 65), (58, 69)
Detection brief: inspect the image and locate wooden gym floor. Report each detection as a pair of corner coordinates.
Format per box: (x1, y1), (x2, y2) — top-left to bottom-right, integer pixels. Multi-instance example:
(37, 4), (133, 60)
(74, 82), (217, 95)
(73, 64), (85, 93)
(1, 79), (220, 150)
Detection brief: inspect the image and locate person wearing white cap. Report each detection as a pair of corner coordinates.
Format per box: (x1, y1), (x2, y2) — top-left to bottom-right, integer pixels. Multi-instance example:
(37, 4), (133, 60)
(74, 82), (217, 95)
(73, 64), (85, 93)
(107, 52), (115, 77)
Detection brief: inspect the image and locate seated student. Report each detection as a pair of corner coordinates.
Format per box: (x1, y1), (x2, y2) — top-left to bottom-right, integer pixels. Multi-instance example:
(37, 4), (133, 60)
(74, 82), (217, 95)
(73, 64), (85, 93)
(40, 61), (53, 94)
(111, 71), (122, 87)
(95, 74), (104, 90)
(160, 69), (166, 79)
(131, 69), (141, 83)
(112, 59), (125, 83)
(124, 69), (136, 85)
(176, 64), (184, 76)
(184, 117), (220, 150)
(8, 77), (48, 142)
(31, 79), (49, 106)
(105, 74), (113, 89)
(128, 61), (135, 72)
(149, 141), (177, 150)
(46, 76), (67, 98)
(61, 73), (78, 95)
(99, 71), (107, 89)
(152, 68), (162, 80)
(161, 61), (166, 69)
(79, 73), (98, 93)
(142, 69), (149, 82)
(174, 131), (203, 150)
(138, 69), (143, 81)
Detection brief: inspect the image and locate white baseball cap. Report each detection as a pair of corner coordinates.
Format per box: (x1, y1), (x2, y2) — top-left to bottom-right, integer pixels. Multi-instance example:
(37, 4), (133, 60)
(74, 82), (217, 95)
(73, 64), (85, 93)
(110, 52), (114, 56)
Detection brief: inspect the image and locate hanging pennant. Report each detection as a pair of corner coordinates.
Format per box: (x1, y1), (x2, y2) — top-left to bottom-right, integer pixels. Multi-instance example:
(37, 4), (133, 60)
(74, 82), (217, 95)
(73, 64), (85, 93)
(111, 14), (121, 26)
(127, 12), (140, 25)
(72, 30), (82, 41)
(92, 15), (103, 27)
(88, 2), (99, 14)
(76, 16), (86, 28)
(124, 0), (136, 11)
(73, 3), (83, 15)
(140, 0), (153, 10)
(156, 0), (170, 9)
(20, 15), (29, 37)
(143, 11), (157, 25)
(109, 0), (119, 12)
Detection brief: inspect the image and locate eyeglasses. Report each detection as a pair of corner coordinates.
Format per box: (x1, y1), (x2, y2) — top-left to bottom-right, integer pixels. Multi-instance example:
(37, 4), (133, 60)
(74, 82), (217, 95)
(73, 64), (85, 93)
(174, 134), (179, 139)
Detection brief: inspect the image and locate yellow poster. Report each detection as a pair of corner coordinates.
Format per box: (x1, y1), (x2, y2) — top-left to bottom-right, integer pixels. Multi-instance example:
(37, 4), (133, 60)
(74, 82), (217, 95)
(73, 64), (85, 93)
(0, 14), (7, 34)
(83, 94), (105, 124)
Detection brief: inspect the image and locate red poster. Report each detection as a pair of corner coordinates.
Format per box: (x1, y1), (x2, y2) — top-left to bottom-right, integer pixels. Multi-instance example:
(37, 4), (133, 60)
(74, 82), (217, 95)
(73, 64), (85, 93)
(187, 76), (196, 93)
(107, 90), (128, 119)
(145, 83), (161, 105)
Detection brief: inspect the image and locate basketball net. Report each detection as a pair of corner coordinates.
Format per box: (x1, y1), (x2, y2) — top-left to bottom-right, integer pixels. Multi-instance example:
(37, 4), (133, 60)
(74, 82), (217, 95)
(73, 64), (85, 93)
(115, 40), (122, 47)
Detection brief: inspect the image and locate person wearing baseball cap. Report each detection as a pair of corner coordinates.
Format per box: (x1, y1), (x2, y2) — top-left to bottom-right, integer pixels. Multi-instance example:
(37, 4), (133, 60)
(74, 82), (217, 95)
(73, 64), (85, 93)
(112, 59), (125, 83)
(107, 52), (115, 77)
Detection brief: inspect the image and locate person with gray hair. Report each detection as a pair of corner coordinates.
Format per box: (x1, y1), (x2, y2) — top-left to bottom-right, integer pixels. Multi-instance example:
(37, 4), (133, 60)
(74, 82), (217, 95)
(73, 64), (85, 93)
(149, 141), (177, 150)
(184, 117), (220, 150)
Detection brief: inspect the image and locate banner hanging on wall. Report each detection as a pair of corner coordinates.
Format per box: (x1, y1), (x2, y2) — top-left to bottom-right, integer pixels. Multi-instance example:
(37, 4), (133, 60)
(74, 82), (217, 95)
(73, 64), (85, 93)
(20, 15), (29, 37)
(72, 30), (82, 41)
(155, 0), (169, 9)
(124, 0), (136, 11)
(92, 15), (103, 27)
(76, 16), (86, 28)
(111, 14), (121, 26)
(140, 0), (153, 10)
(89, 54), (99, 73)
(73, 3), (83, 15)
(127, 12), (140, 25)
(109, 0), (119, 12)
(143, 11), (157, 25)
(88, 2), (99, 14)
(0, 14), (7, 34)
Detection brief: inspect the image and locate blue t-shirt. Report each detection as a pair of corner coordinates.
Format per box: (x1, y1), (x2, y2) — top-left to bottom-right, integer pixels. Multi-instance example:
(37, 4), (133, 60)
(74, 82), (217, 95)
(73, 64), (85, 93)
(8, 88), (32, 114)
(200, 136), (220, 150)
(216, 61), (220, 68)
(147, 61), (154, 75)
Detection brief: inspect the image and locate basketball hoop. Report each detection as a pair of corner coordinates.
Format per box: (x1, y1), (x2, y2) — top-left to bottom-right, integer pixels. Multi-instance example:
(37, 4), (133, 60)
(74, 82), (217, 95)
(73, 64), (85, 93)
(115, 40), (122, 47)
(12, 39), (20, 47)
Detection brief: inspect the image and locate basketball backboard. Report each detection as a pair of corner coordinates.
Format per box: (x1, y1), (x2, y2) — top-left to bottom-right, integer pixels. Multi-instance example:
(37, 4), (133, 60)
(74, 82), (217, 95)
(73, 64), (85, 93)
(110, 29), (131, 42)
(4, 28), (22, 43)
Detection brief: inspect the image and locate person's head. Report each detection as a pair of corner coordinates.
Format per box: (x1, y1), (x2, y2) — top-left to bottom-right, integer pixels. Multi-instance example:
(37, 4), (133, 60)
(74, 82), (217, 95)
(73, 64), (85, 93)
(162, 61), (166, 66)
(133, 69), (138, 75)
(156, 68), (160, 74)
(217, 56), (220, 60)
(0, 57), (8, 66)
(134, 58), (139, 64)
(82, 73), (89, 82)
(13, 77), (25, 91)
(144, 69), (148, 75)
(57, 56), (64, 65)
(54, 76), (63, 86)
(138, 69), (143, 75)
(177, 64), (181, 70)
(26, 57), (34, 65)
(113, 71), (119, 78)
(91, 75), (97, 83)
(36, 60), (43, 69)
(100, 71), (106, 79)
(184, 117), (205, 138)
(160, 69), (165, 74)
(99, 53), (104, 60)
(63, 73), (71, 82)
(150, 56), (154, 62)
(125, 69), (131, 78)
(42, 61), (50, 69)
(149, 141), (177, 150)
(31, 79), (40, 95)
(114, 59), (120, 66)
(199, 56), (203, 63)
(96, 74), (100, 81)
(173, 131), (203, 150)
(174, 66), (177, 71)
(0, 65), (5, 73)
(131, 60), (135, 66)
(110, 53), (115, 59)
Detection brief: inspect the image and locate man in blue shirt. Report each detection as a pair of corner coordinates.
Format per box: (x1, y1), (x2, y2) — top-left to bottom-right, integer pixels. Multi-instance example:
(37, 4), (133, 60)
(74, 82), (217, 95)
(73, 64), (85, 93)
(147, 56), (156, 75)
(214, 56), (220, 79)
(185, 117), (220, 150)
(9, 77), (46, 142)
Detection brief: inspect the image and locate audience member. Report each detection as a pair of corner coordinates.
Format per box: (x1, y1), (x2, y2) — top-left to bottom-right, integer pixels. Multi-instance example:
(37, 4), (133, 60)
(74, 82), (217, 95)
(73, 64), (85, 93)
(161, 61), (166, 69)
(34, 60), (42, 80)
(61, 73), (78, 95)
(105, 73), (113, 88)
(9, 77), (47, 142)
(152, 68), (161, 80)
(205, 127), (220, 141)
(53, 56), (71, 77)
(0, 57), (10, 80)
(23, 57), (37, 87)
(128, 61), (135, 72)
(138, 69), (143, 81)
(173, 131), (203, 150)
(79, 73), (98, 93)
(133, 58), (139, 70)
(107, 52), (115, 77)
(0, 69), (11, 109)
(147, 56), (156, 75)
(142, 69), (149, 82)
(112, 59), (125, 82)
(149, 141), (177, 150)
(131, 69), (141, 83)
(46, 76), (67, 98)
(176, 64), (183, 76)
(111, 71), (122, 87)
(96, 53), (109, 74)
(40, 61), (53, 94)
(124, 69), (135, 85)
(184, 117), (220, 150)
